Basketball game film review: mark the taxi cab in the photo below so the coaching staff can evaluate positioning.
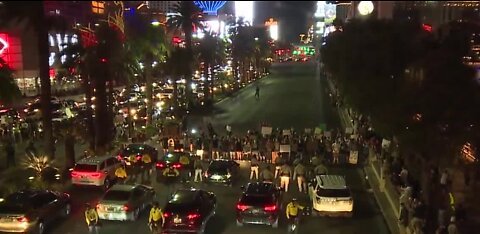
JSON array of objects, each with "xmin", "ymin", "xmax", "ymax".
[{"xmin": 308, "ymin": 175, "xmax": 353, "ymax": 217}]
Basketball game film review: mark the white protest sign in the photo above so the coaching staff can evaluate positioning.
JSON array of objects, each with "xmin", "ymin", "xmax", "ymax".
[
  {"xmin": 305, "ymin": 128, "xmax": 312, "ymax": 134},
  {"xmin": 261, "ymin": 126, "xmax": 273, "ymax": 135},
  {"xmin": 282, "ymin": 129, "xmax": 291, "ymax": 136},
  {"xmin": 350, "ymin": 134, "xmax": 358, "ymax": 140},
  {"xmin": 349, "ymin": 151, "xmax": 358, "ymax": 164},
  {"xmin": 345, "ymin": 127, "xmax": 353, "ymax": 134},
  {"xmin": 382, "ymin": 139, "xmax": 391, "ymax": 149},
  {"xmin": 280, "ymin": 144, "xmax": 291, "ymax": 153},
  {"xmin": 314, "ymin": 127, "xmax": 323, "ymax": 135}
]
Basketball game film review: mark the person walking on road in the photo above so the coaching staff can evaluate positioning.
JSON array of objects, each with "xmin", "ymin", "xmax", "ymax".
[
  {"xmin": 84, "ymin": 203, "xmax": 100, "ymax": 234},
  {"xmin": 279, "ymin": 162, "xmax": 292, "ymax": 192},
  {"xmin": 259, "ymin": 165, "xmax": 274, "ymax": 182},
  {"xmin": 250, "ymin": 154, "xmax": 259, "ymax": 180},
  {"xmin": 255, "ymin": 85, "xmax": 260, "ymax": 100},
  {"xmin": 194, "ymin": 157, "xmax": 203, "ymax": 182},
  {"xmin": 115, "ymin": 163, "xmax": 128, "ymax": 184},
  {"xmin": 332, "ymin": 141, "xmax": 340, "ymax": 164},
  {"xmin": 294, "ymin": 162, "xmax": 307, "ymax": 193}
]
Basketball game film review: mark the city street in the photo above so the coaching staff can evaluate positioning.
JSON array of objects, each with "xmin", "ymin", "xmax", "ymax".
[{"xmin": 45, "ymin": 62, "xmax": 390, "ymax": 234}]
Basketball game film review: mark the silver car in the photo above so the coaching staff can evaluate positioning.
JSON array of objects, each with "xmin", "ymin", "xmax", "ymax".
[{"xmin": 96, "ymin": 184, "xmax": 155, "ymax": 221}]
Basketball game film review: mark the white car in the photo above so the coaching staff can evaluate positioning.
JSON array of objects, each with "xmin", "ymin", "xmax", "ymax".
[
  {"xmin": 71, "ymin": 156, "xmax": 122, "ymax": 189},
  {"xmin": 308, "ymin": 175, "xmax": 353, "ymax": 217},
  {"xmin": 97, "ymin": 184, "xmax": 156, "ymax": 221}
]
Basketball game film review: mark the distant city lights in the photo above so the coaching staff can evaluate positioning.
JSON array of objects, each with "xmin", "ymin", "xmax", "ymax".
[{"xmin": 235, "ymin": 1, "xmax": 254, "ymax": 25}]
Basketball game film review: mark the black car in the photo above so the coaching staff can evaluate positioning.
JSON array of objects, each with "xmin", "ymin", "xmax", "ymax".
[
  {"xmin": 0, "ymin": 190, "xmax": 71, "ymax": 234},
  {"xmin": 162, "ymin": 188, "xmax": 216, "ymax": 234},
  {"xmin": 236, "ymin": 182, "xmax": 282, "ymax": 228},
  {"xmin": 155, "ymin": 151, "xmax": 193, "ymax": 171},
  {"xmin": 118, "ymin": 144, "xmax": 158, "ymax": 167},
  {"xmin": 204, "ymin": 159, "xmax": 240, "ymax": 186}
]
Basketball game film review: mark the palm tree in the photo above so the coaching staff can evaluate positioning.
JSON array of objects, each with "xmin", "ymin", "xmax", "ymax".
[
  {"xmin": 228, "ymin": 17, "xmax": 254, "ymax": 87},
  {"xmin": 0, "ymin": 58, "xmax": 21, "ymax": 105},
  {"xmin": 167, "ymin": 1, "xmax": 203, "ymax": 107},
  {"xmin": 197, "ymin": 32, "xmax": 226, "ymax": 102},
  {"xmin": 0, "ymin": 2, "xmax": 66, "ymax": 158},
  {"xmin": 127, "ymin": 14, "xmax": 170, "ymax": 129},
  {"xmin": 164, "ymin": 47, "xmax": 192, "ymax": 112}
]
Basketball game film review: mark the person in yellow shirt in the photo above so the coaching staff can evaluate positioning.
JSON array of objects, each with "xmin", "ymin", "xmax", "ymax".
[
  {"xmin": 84, "ymin": 203, "xmax": 99, "ymax": 234},
  {"xmin": 115, "ymin": 164, "xmax": 128, "ymax": 184},
  {"xmin": 141, "ymin": 154, "xmax": 152, "ymax": 180},
  {"xmin": 179, "ymin": 154, "xmax": 190, "ymax": 183},
  {"xmin": 148, "ymin": 202, "xmax": 164, "ymax": 232},
  {"xmin": 286, "ymin": 198, "xmax": 304, "ymax": 222}
]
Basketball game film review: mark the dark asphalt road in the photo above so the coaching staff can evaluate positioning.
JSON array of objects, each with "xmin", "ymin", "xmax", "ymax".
[{"xmin": 46, "ymin": 62, "xmax": 389, "ymax": 234}]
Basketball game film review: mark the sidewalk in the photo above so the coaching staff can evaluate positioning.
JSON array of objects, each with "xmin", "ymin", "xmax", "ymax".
[{"xmin": 325, "ymin": 73, "xmax": 400, "ymax": 234}]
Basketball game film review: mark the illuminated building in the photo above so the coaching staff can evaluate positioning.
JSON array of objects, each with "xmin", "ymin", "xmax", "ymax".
[
  {"xmin": 265, "ymin": 18, "xmax": 279, "ymax": 41},
  {"xmin": 235, "ymin": 1, "xmax": 254, "ymax": 25},
  {"xmin": 194, "ymin": 1, "xmax": 227, "ymax": 15}
]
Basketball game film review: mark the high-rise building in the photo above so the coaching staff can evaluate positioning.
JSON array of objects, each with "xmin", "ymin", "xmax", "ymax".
[{"xmin": 147, "ymin": 1, "xmax": 179, "ymax": 14}]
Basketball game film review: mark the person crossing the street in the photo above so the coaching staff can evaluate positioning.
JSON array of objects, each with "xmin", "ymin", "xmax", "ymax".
[
  {"xmin": 259, "ymin": 165, "xmax": 274, "ymax": 182},
  {"xmin": 279, "ymin": 162, "xmax": 292, "ymax": 192},
  {"xmin": 84, "ymin": 203, "xmax": 100, "ymax": 234},
  {"xmin": 179, "ymin": 153, "xmax": 191, "ymax": 183},
  {"xmin": 115, "ymin": 163, "xmax": 128, "ymax": 184},
  {"xmin": 294, "ymin": 162, "xmax": 307, "ymax": 193},
  {"xmin": 274, "ymin": 154, "xmax": 283, "ymax": 178},
  {"xmin": 141, "ymin": 153, "xmax": 152, "ymax": 181},
  {"xmin": 194, "ymin": 156, "xmax": 203, "ymax": 182},
  {"xmin": 286, "ymin": 198, "xmax": 304, "ymax": 227},
  {"xmin": 148, "ymin": 202, "xmax": 164, "ymax": 233},
  {"xmin": 250, "ymin": 154, "xmax": 260, "ymax": 180}
]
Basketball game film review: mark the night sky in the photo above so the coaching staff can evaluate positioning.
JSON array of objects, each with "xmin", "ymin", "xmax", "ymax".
[
  {"xmin": 221, "ymin": 1, "xmax": 316, "ymax": 43},
  {"xmin": 255, "ymin": 1, "xmax": 316, "ymax": 43}
]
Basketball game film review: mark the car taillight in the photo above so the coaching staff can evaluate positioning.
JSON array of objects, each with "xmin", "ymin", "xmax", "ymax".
[
  {"xmin": 187, "ymin": 213, "xmax": 200, "ymax": 219},
  {"xmin": 122, "ymin": 205, "xmax": 129, "ymax": 211},
  {"xmin": 90, "ymin": 172, "xmax": 102, "ymax": 178},
  {"xmin": 172, "ymin": 163, "xmax": 181, "ymax": 169},
  {"xmin": 264, "ymin": 205, "xmax": 277, "ymax": 212},
  {"xmin": 71, "ymin": 171, "xmax": 80, "ymax": 178},
  {"xmin": 163, "ymin": 212, "xmax": 171, "ymax": 218},
  {"xmin": 63, "ymin": 192, "xmax": 70, "ymax": 198},
  {"xmin": 117, "ymin": 154, "xmax": 123, "ymax": 161},
  {"xmin": 136, "ymin": 155, "xmax": 142, "ymax": 161},
  {"xmin": 156, "ymin": 162, "xmax": 165, "ymax": 168},
  {"xmin": 236, "ymin": 203, "xmax": 249, "ymax": 211},
  {"xmin": 17, "ymin": 216, "xmax": 29, "ymax": 222},
  {"xmin": 204, "ymin": 171, "xmax": 209, "ymax": 177},
  {"xmin": 96, "ymin": 204, "xmax": 102, "ymax": 210}
]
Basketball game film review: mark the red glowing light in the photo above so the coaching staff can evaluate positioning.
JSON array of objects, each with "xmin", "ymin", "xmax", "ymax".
[
  {"xmin": 422, "ymin": 24, "xmax": 432, "ymax": 32},
  {"xmin": 0, "ymin": 37, "xmax": 8, "ymax": 55}
]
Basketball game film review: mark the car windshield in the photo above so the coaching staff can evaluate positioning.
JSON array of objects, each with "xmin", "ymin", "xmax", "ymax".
[
  {"xmin": 209, "ymin": 162, "xmax": 230, "ymax": 174},
  {"xmin": 123, "ymin": 145, "xmax": 148, "ymax": 154},
  {"xmin": 103, "ymin": 190, "xmax": 131, "ymax": 201},
  {"xmin": 240, "ymin": 194, "xmax": 274, "ymax": 206},
  {"xmin": 73, "ymin": 164, "xmax": 97, "ymax": 172},
  {"xmin": 162, "ymin": 152, "xmax": 182, "ymax": 163},
  {"xmin": 316, "ymin": 188, "xmax": 351, "ymax": 198}
]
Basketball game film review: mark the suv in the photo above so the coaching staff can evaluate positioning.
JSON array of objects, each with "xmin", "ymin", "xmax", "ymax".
[
  {"xmin": 0, "ymin": 190, "xmax": 71, "ymax": 234},
  {"xmin": 236, "ymin": 182, "xmax": 281, "ymax": 228},
  {"xmin": 308, "ymin": 175, "xmax": 353, "ymax": 217},
  {"xmin": 118, "ymin": 143, "xmax": 158, "ymax": 167},
  {"xmin": 71, "ymin": 156, "xmax": 122, "ymax": 189}
]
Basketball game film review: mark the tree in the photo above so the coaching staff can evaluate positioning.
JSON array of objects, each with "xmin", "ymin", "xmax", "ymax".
[
  {"xmin": 127, "ymin": 14, "xmax": 170, "ymax": 129},
  {"xmin": 0, "ymin": 2, "xmax": 67, "ymax": 158},
  {"xmin": 167, "ymin": 1, "xmax": 203, "ymax": 107},
  {"xmin": 164, "ymin": 47, "xmax": 191, "ymax": 112},
  {"xmin": 197, "ymin": 32, "xmax": 225, "ymax": 102},
  {"xmin": 0, "ymin": 58, "xmax": 21, "ymax": 105}
]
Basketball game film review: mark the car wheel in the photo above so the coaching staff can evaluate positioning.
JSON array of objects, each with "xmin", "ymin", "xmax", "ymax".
[
  {"xmin": 37, "ymin": 221, "xmax": 45, "ymax": 234},
  {"xmin": 236, "ymin": 219, "xmax": 243, "ymax": 227},
  {"xmin": 272, "ymin": 218, "xmax": 279, "ymax": 228},
  {"xmin": 63, "ymin": 203, "xmax": 72, "ymax": 217}
]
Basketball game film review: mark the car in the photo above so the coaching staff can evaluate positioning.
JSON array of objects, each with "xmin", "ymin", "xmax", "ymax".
[
  {"xmin": 308, "ymin": 175, "xmax": 353, "ymax": 217},
  {"xmin": 96, "ymin": 184, "xmax": 156, "ymax": 221},
  {"xmin": 71, "ymin": 155, "xmax": 122, "ymax": 189},
  {"xmin": 204, "ymin": 159, "xmax": 240, "ymax": 186},
  {"xmin": 118, "ymin": 144, "xmax": 158, "ymax": 167},
  {"xmin": 0, "ymin": 190, "xmax": 71, "ymax": 234},
  {"xmin": 162, "ymin": 188, "xmax": 216, "ymax": 234},
  {"xmin": 236, "ymin": 182, "xmax": 282, "ymax": 228},
  {"xmin": 155, "ymin": 151, "xmax": 193, "ymax": 172}
]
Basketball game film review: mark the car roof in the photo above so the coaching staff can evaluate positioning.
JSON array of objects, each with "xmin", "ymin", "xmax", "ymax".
[
  {"xmin": 169, "ymin": 189, "xmax": 201, "ymax": 203},
  {"xmin": 316, "ymin": 175, "xmax": 347, "ymax": 189},
  {"xmin": 77, "ymin": 155, "xmax": 114, "ymax": 165},
  {"xmin": 245, "ymin": 182, "xmax": 275, "ymax": 194},
  {"xmin": 108, "ymin": 184, "xmax": 138, "ymax": 192}
]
